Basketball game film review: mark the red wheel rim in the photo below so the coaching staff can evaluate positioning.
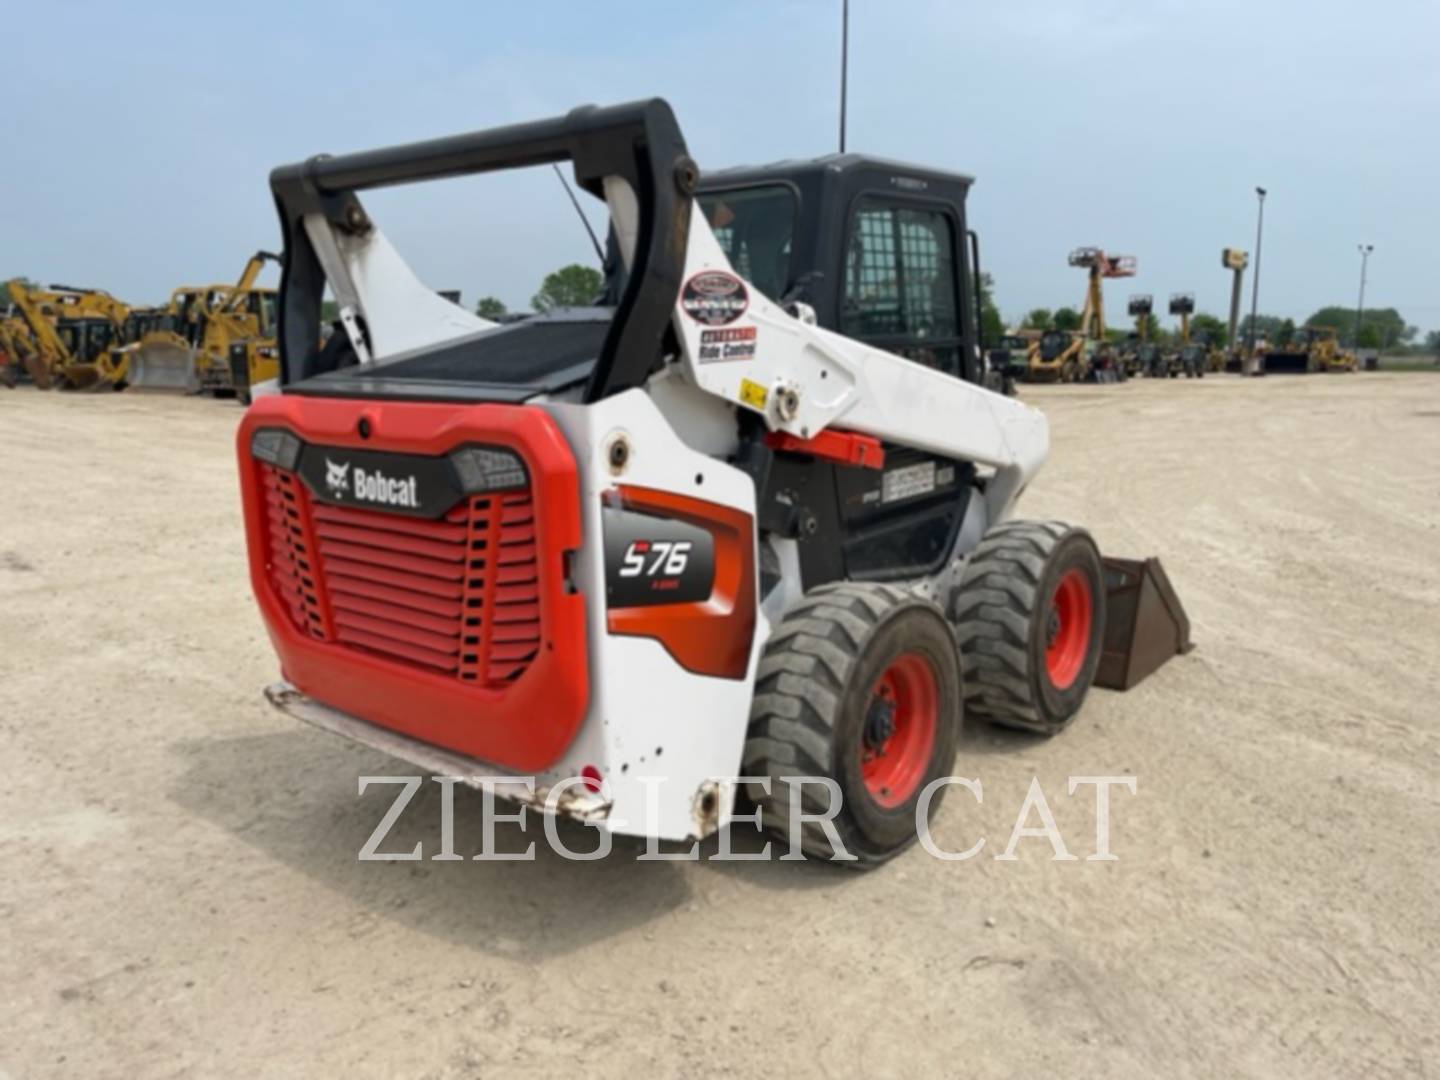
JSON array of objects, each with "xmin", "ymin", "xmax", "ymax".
[
  {"xmin": 860, "ymin": 653, "xmax": 939, "ymax": 809},
  {"xmin": 1045, "ymin": 568, "xmax": 1093, "ymax": 689}
]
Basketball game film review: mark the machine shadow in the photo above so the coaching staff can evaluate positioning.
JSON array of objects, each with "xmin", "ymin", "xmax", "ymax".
[{"xmin": 169, "ymin": 729, "xmax": 700, "ymax": 962}]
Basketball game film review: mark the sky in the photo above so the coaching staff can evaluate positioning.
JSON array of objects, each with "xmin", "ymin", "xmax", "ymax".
[{"xmin": 4, "ymin": 0, "xmax": 1438, "ymax": 335}]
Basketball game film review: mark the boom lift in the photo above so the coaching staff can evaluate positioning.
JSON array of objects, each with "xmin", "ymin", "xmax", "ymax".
[
  {"xmin": 237, "ymin": 100, "xmax": 1190, "ymax": 864},
  {"xmin": 1119, "ymin": 294, "xmax": 1152, "ymax": 377},
  {"xmin": 1170, "ymin": 293, "xmax": 1208, "ymax": 378},
  {"xmin": 1071, "ymin": 246, "xmax": 1135, "ymax": 381}
]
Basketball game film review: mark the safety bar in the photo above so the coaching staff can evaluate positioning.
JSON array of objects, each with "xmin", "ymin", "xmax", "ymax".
[{"xmin": 268, "ymin": 98, "xmax": 696, "ymax": 401}]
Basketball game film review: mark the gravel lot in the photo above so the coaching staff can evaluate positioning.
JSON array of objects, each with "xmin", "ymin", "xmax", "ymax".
[{"xmin": 2, "ymin": 373, "xmax": 1437, "ymax": 1078}]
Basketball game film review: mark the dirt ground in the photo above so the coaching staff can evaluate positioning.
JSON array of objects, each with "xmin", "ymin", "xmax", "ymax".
[{"xmin": 2, "ymin": 373, "xmax": 1437, "ymax": 1079}]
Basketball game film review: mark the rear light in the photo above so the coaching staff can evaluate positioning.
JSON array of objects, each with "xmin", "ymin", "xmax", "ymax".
[
  {"xmin": 251, "ymin": 427, "xmax": 302, "ymax": 470},
  {"xmin": 448, "ymin": 446, "xmax": 528, "ymax": 494}
]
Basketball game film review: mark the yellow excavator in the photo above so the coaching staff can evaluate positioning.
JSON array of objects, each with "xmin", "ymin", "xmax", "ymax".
[
  {"xmin": 192, "ymin": 251, "xmax": 280, "ymax": 398},
  {"xmin": 3, "ymin": 280, "xmax": 133, "ymax": 390},
  {"xmin": 0, "ymin": 315, "xmax": 30, "ymax": 387}
]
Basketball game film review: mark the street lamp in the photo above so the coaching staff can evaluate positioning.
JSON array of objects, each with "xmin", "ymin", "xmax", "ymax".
[
  {"xmin": 1354, "ymin": 244, "xmax": 1374, "ymax": 350},
  {"xmin": 838, "ymin": 0, "xmax": 849, "ymax": 152},
  {"xmin": 1246, "ymin": 187, "xmax": 1267, "ymax": 359}
]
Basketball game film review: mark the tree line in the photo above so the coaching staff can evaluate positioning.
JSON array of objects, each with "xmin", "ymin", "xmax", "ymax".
[{"xmin": 1014, "ymin": 302, "xmax": 1425, "ymax": 351}]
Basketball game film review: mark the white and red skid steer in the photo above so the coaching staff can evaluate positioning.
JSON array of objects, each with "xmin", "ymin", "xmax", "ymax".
[{"xmin": 238, "ymin": 99, "xmax": 1189, "ymax": 864}]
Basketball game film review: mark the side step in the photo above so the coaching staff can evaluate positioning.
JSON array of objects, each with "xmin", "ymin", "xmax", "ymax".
[{"xmin": 1094, "ymin": 557, "xmax": 1193, "ymax": 690}]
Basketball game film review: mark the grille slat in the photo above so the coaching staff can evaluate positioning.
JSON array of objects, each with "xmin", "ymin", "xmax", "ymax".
[
  {"xmin": 313, "ymin": 518, "xmax": 470, "ymax": 561},
  {"xmin": 260, "ymin": 460, "xmax": 542, "ymax": 687},
  {"xmin": 332, "ymin": 609, "xmax": 460, "ymax": 656},
  {"xmin": 319, "ymin": 539, "xmax": 466, "ymax": 582},
  {"xmin": 321, "ymin": 557, "xmax": 463, "ymax": 600},
  {"xmin": 334, "ymin": 626, "xmax": 458, "ymax": 672},
  {"xmin": 330, "ymin": 592, "xmax": 463, "ymax": 637},
  {"xmin": 324, "ymin": 575, "xmax": 464, "ymax": 619},
  {"xmin": 312, "ymin": 502, "xmax": 470, "ymax": 540}
]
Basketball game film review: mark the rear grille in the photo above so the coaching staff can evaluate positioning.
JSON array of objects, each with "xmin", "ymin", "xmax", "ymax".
[
  {"xmin": 258, "ymin": 464, "xmax": 541, "ymax": 686},
  {"xmin": 260, "ymin": 466, "xmax": 327, "ymax": 639}
]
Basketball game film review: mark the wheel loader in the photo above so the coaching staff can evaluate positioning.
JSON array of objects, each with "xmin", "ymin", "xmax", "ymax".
[
  {"xmin": 1263, "ymin": 326, "xmax": 1354, "ymax": 374},
  {"xmin": 238, "ymin": 100, "xmax": 1189, "ymax": 864}
]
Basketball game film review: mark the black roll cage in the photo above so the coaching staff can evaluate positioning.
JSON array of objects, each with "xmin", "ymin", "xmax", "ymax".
[{"xmin": 267, "ymin": 98, "xmax": 695, "ymax": 404}]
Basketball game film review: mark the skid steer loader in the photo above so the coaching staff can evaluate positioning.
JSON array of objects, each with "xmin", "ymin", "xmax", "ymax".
[{"xmin": 238, "ymin": 100, "xmax": 1188, "ymax": 864}]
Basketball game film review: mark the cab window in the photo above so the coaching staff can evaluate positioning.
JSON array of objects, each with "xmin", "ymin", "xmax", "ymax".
[
  {"xmin": 697, "ymin": 185, "xmax": 796, "ymax": 303},
  {"xmin": 840, "ymin": 198, "xmax": 960, "ymax": 372}
]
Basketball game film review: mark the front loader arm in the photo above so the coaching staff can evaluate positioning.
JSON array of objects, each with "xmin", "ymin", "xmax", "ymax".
[{"xmin": 669, "ymin": 216, "xmax": 1049, "ymax": 523}]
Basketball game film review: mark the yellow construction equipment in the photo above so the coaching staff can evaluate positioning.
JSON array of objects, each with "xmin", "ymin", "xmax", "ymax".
[
  {"xmin": 125, "ymin": 285, "xmax": 221, "ymax": 390},
  {"xmin": 1264, "ymin": 326, "xmax": 1355, "ymax": 374},
  {"xmin": 192, "ymin": 251, "xmax": 280, "ymax": 397},
  {"xmin": 1025, "ymin": 328, "xmax": 1085, "ymax": 382},
  {"xmin": 3, "ymin": 280, "xmax": 132, "ymax": 390},
  {"xmin": 225, "ymin": 338, "xmax": 281, "ymax": 404},
  {"xmin": 1068, "ymin": 247, "xmax": 1136, "ymax": 382},
  {"xmin": 0, "ymin": 315, "xmax": 28, "ymax": 387}
]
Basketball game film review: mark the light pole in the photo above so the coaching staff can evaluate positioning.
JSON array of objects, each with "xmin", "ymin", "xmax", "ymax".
[
  {"xmin": 1354, "ymin": 243, "xmax": 1373, "ymax": 349},
  {"xmin": 1246, "ymin": 187, "xmax": 1267, "ymax": 358},
  {"xmin": 839, "ymin": 0, "xmax": 850, "ymax": 153}
]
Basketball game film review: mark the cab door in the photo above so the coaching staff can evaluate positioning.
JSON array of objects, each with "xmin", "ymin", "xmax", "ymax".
[{"xmin": 838, "ymin": 195, "xmax": 965, "ymax": 378}]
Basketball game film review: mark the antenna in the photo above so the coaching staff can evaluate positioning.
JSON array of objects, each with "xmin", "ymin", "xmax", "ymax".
[
  {"xmin": 839, "ymin": 0, "xmax": 850, "ymax": 153},
  {"xmin": 551, "ymin": 164, "xmax": 605, "ymax": 266}
]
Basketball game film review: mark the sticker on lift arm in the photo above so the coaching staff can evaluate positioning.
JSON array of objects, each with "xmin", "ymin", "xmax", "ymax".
[
  {"xmin": 739, "ymin": 377, "xmax": 768, "ymax": 410},
  {"xmin": 681, "ymin": 270, "xmax": 749, "ymax": 326},
  {"xmin": 699, "ymin": 325, "xmax": 757, "ymax": 363}
]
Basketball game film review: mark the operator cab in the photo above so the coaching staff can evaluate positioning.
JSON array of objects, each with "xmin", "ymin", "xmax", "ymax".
[{"xmin": 696, "ymin": 154, "xmax": 984, "ymax": 386}]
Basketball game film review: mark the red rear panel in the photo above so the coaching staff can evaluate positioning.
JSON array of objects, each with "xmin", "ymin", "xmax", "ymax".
[{"xmin": 237, "ymin": 395, "xmax": 588, "ymax": 773}]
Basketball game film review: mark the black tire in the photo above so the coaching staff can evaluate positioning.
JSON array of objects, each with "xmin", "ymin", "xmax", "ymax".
[
  {"xmin": 951, "ymin": 520, "xmax": 1105, "ymax": 735},
  {"xmin": 743, "ymin": 583, "xmax": 962, "ymax": 866}
]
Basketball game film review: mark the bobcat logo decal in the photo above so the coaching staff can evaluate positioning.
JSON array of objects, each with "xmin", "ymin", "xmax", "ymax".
[{"xmin": 325, "ymin": 458, "xmax": 351, "ymax": 497}]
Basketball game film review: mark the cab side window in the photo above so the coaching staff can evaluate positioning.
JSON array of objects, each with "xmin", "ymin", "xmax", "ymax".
[{"xmin": 840, "ymin": 198, "xmax": 960, "ymax": 373}]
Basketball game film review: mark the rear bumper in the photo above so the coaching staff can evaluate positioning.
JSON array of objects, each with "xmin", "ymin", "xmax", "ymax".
[{"xmin": 265, "ymin": 681, "xmax": 610, "ymax": 823}]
